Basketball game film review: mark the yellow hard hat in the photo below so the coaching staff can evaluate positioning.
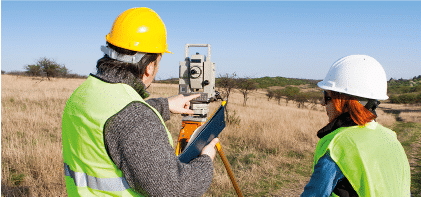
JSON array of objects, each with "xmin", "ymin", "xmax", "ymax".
[{"xmin": 106, "ymin": 7, "xmax": 171, "ymax": 54}]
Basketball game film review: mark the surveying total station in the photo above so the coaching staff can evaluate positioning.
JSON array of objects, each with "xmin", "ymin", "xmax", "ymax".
[
  {"xmin": 176, "ymin": 44, "xmax": 220, "ymax": 154},
  {"xmin": 176, "ymin": 44, "xmax": 243, "ymax": 197}
]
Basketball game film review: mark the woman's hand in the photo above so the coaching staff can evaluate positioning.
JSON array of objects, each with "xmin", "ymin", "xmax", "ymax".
[
  {"xmin": 168, "ymin": 94, "xmax": 200, "ymax": 114},
  {"xmin": 200, "ymin": 138, "xmax": 219, "ymax": 161}
]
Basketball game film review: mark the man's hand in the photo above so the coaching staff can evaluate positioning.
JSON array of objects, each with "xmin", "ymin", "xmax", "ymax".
[
  {"xmin": 200, "ymin": 138, "xmax": 219, "ymax": 161},
  {"xmin": 168, "ymin": 94, "xmax": 201, "ymax": 114}
]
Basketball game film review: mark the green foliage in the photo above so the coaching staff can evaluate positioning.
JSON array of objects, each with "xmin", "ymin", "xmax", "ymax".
[
  {"xmin": 9, "ymin": 168, "xmax": 26, "ymax": 185},
  {"xmin": 274, "ymin": 89, "xmax": 284, "ymax": 105},
  {"xmin": 226, "ymin": 109, "xmax": 241, "ymax": 125},
  {"xmin": 37, "ymin": 57, "xmax": 62, "ymax": 79},
  {"xmin": 389, "ymin": 93, "xmax": 421, "ymax": 104},
  {"xmin": 266, "ymin": 89, "xmax": 275, "ymax": 101},
  {"xmin": 387, "ymin": 76, "xmax": 421, "ymax": 104},
  {"xmin": 24, "ymin": 64, "xmax": 43, "ymax": 76},
  {"xmin": 1, "ymin": 70, "xmax": 5, "ymax": 74},
  {"xmin": 411, "ymin": 85, "xmax": 421, "ymax": 93},
  {"xmin": 156, "ymin": 78, "xmax": 178, "ymax": 84},
  {"xmin": 294, "ymin": 93, "xmax": 308, "ymax": 108},
  {"xmin": 283, "ymin": 86, "xmax": 300, "ymax": 104},
  {"xmin": 20, "ymin": 57, "xmax": 87, "ymax": 79},
  {"xmin": 250, "ymin": 76, "xmax": 311, "ymax": 89}
]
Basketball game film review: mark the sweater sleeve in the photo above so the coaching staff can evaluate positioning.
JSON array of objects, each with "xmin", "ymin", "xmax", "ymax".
[
  {"xmin": 104, "ymin": 101, "xmax": 213, "ymax": 197},
  {"xmin": 301, "ymin": 152, "xmax": 344, "ymax": 197},
  {"xmin": 145, "ymin": 97, "xmax": 171, "ymax": 122}
]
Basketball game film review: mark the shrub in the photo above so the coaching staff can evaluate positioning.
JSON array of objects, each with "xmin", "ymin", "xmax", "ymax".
[
  {"xmin": 389, "ymin": 93, "xmax": 421, "ymax": 104},
  {"xmin": 236, "ymin": 77, "xmax": 257, "ymax": 106},
  {"xmin": 24, "ymin": 64, "xmax": 43, "ymax": 76},
  {"xmin": 283, "ymin": 86, "xmax": 300, "ymax": 105},
  {"xmin": 266, "ymin": 89, "xmax": 275, "ymax": 101},
  {"xmin": 294, "ymin": 93, "xmax": 308, "ymax": 108}
]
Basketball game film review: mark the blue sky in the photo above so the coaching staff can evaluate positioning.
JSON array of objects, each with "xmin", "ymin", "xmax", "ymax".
[{"xmin": 2, "ymin": 1, "xmax": 420, "ymax": 80}]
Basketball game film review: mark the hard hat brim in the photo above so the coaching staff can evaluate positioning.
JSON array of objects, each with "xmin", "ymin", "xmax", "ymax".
[{"xmin": 317, "ymin": 81, "xmax": 389, "ymax": 100}]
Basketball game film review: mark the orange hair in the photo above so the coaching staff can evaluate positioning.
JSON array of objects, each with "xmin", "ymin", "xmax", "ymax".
[{"xmin": 330, "ymin": 91, "xmax": 377, "ymax": 126}]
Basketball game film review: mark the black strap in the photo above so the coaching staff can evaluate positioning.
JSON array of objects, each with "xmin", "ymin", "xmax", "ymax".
[{"xmin": 364, "ymin": 99, "xmax": 380, "ymax": 117}]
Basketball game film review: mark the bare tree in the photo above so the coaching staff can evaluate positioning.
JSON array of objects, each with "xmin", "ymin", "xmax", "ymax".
[
  {"xmin": 236, "ymin": 77, "xmax": 257, "ymax": 106},
  {"xmin": 216, "ymin": 73, "xmax": 237, "ymax": 123}
]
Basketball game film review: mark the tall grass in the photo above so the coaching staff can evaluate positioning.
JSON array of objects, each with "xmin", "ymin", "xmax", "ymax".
[
  {"xmin": 2, "ymin": 75, "xmax": 417, "ymax": 196},
  {"xmin": 2, "ymin": 75, "xmax": 83, "ymax": 196}
]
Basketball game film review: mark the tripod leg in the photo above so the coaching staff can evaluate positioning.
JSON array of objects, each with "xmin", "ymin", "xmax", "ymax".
[{"xmin": 216, "ymin": 142, "xmax": 243, "ymax": 197}]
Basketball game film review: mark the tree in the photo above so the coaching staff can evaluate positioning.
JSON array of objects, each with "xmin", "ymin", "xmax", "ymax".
[
  {"xmin": 283, "ymin": 86, "xmax": 300, "ymax": 106},
  {"xmin": 24, "ymin": 57, "xmax": 67, "ymax": 79},
  {"xmin": 216, "ymin": 73, "xmax": 237, "ymax": 123},
  {"xmin": 58, "ymin": 65, "xmax": 69, "ymax": 77},
  {"xmin": 37, "ymin": 57, "xmax": 62, "ymax": 79},
  {"xmin": 266, "ymin": 89, "xmax": 275, "ymax": 101},
  {"xmin": 305, "ymin": 91, "xmax": 323, "ymax": 109},
  {"xmin": 274, "ymin": 89, "xmax": 284, "ymax": 105},
  {"xmin": 294, "ymin": 93, "xmax": 308, "ymax": 108},
  {"xmin": 24, "ymin": 64, "xmax": 43, "ymax": 76},
  {"xmin": 236, "ymin": 77, "xmax": 257, "ymax": 106}
]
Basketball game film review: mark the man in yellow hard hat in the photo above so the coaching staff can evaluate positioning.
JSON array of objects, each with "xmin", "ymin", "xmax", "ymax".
[{"xmin": 62, "ymin": 7, "xmax": 219, "ymax": 196}]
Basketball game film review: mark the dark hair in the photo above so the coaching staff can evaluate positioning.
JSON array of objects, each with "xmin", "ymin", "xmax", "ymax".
[{"xmin": 96, "ymin": 42, "xmax": 160, "ymax": 78}]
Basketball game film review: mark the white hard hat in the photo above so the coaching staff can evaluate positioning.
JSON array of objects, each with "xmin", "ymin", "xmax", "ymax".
[{"xmin": 317, "ymin": 55, "xmax": 388, "ymax": 100}]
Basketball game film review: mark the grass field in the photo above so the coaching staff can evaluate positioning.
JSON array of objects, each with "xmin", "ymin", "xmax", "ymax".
[{"xmin": 2, "ymin": 75, "xmax": 420, "ymax": 196}]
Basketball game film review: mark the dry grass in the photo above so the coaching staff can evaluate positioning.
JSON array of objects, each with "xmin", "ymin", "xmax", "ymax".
[
  {"xmin": 2, "ymin": 75, "xmax": 83, "ymax": 196},
  {"xmin": 399, "ymin": 112, "xmax": 421, "ymax": 123},
  {"xmin": 2, "ymin": 75, "xmax": 419, "ymax": 196},
  {"xmin": 379, "ymin": 103, "xmax": 421, "ymax": 124},
  {"xmin": 376, "ymin": 109, "xmax": 397, "ymax": 127}
]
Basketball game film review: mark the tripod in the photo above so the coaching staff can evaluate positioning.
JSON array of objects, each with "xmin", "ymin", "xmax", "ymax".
[{"xmin": 175, "ymin": 102, "xmax": 243, "ymax": 197}]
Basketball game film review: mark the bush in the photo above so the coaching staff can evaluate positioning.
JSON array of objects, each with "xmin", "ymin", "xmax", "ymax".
[
  {"xmin": 24, "ymin": 64, "xmax": 43, "ymax": 76},
  {"xmin": 410, "ymin": 85, "xmax": 421, "ymax": 93},
  {"xmin": 266, "ymin": 89, "xmax": 275, "ymax": 101},
  {"xmin": 283, "ymin": 86, "xmax": 300, "ymax": 104},
  {"xmin": 389, "ymin": 93, "xmax": 421, "ymax": 104},
  {"xmin": 294, "ymin": 93, "xmax": 308, "ymax": 108},
  {"xmin": 251, "ymin": 77, "xmax": 307, "ymax": 89},
  {"xmin": 21, "ymin": 57, "xmax": 82, "ymax": 79}
]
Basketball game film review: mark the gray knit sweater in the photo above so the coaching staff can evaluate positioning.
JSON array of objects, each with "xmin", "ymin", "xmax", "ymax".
[{"xmin": 94, "ymin": 69, "xmax": 213, "ymax": 196}]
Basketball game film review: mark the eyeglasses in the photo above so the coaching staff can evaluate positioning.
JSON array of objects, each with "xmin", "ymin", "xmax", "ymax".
[{"xmin": 323, "ymin": 91, "xmax": 332, "ymax": 105}]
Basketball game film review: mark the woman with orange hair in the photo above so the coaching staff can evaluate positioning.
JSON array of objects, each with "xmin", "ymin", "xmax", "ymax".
[{"xmin": 301, "ymin": 55, "xmax": 410, "ymax": 197}]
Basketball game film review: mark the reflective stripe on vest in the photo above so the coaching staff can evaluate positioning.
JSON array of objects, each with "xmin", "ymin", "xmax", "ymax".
[{"xmin": 64, "ymin": 163, "xmax": 130, "ymax": 191}]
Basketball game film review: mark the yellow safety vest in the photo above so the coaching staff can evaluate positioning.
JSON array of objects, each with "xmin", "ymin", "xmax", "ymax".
[
  {"xmin": 62, "ymin": 76, "xmax": 173, "ymax": 196},
  {"xmin": 314, "ymin": 122, "xmax": 411, "ymax": 197}
]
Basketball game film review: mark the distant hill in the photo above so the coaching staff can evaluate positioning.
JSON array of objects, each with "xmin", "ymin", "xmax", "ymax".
[
  {"xmin": 156, "ymin": 76, "xmax": 322, "ymax": 89},
  {"xmin": 249, "ymin": 76, "xmax": 321, "ymax": 89}
]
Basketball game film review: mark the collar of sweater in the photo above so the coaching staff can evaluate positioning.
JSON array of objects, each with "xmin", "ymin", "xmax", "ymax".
[
  {"xmin": 90, "ymin": 70, "xmax": 150, "ymax": 99},
  {"xmin": 317, "ymin": 112, "xmax": 357, "ymax": 139}
]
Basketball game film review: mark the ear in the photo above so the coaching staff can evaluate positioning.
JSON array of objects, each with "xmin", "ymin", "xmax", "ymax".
[{"xmin": 144, "ymin": 62, "xmax": 156, "ymax": 77}]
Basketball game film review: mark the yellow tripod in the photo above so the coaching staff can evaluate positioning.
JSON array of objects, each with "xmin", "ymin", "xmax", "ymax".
[{"xmin": 175, "ymin": 102, "xmax": 243, "ymax": 197}]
